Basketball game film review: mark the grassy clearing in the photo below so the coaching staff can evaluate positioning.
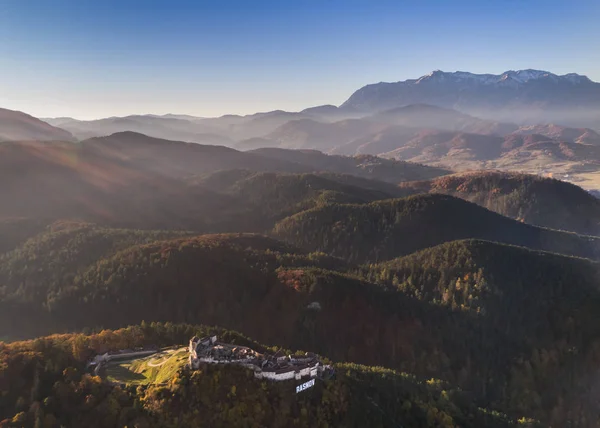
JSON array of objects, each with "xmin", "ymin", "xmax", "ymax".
[
  {"xmin": 568, "ymin": 171, "xmax": 600, "ymax": 190},
  {"xmin": 105, "ymin": 347, "xmax": 188, "ymax": 385}
]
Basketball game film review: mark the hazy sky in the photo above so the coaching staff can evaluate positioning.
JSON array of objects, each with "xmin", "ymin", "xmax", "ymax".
[{"xmin": 0, "ymin": 0, "xmax": 598, "ymax": 119}]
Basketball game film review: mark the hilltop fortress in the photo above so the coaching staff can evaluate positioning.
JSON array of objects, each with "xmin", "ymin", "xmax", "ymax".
[{"xmin": 188, "ymin": 335, "xmax": 333, "ymax": 382}]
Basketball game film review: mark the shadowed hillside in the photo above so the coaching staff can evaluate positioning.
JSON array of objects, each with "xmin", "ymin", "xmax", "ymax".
[
  {"xmin": 190, "ymin": 170, "xmax": 405, "ymax": 229},
  {"xmin": 363, "ymin": 239, "xmax": 600, "ymax": 423},
  {"xmin": 272, "ymin": 193, "xmax": 600, "ymax": 263},
  {"xmin": 0, "ymin": 134, "xmax": 444, "ymax": 231},
  {"xmin": 369, "ymin": 239, "xmax": 600, "ymax": 341},
  {"xmin": 3, "ymin": 230, "xmax": 600, "ymax": 424},
  {"xmin": 251, "ymin": 148, "xmax": 449, "ymax": 183},
  {"xmin": 399, "ymin": 171, "xmax": 600, "ymax": 235},
  {"xmin": 0, "ymin": 107, "xmax": 74, "ymax": 142},
  {"xmin": 0, "ymin": 233, "xmax": 346, "ymax": 339},
  {"xmin": 80, "ymin": 131, "xmax": 307, "ymax": 178}
]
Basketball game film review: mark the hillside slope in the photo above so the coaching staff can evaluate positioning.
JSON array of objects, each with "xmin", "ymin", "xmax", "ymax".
[
  {"xmin": 251, "ymin": 148, "xmax": 449, "ymax": 183},
  {"xmin": 514, "ymin": 124, "xmax": 600, "ymax": 145},
  {"xmin": 399, "ymin": 171, "xmax": 600, "ymax": 235},
  {"xmin": 364, "ymin": 239, "xmax": 600, "ymax": 423},
  {"xmin": 272, "ymin": 193, "xmax": 600, "ymax": 263},
  {"xmin": 369, "ymin": 104, "xmax": 519, "ymax": 135},
  {"xmin": 0, "ymin": 323, "xmax": 520, "ymax": 428},
  {"xmin": 0, "ymin": 223, "xmax": 189, "ymax": 303},
  {"xmin": 263, "ymin": 118, "xmax": 384, "ymax": 151},
  {"xmin": 80, "ymin": 131, "xmax": 307, "ymax": 178},
  {"xmin": 0, "ymin": 108, "xmax": 74, "ymax": 142},
  {"xmin": 0, "ymin": 134, "xmax": 446, "ymax": 230},
  {"xmin": 47, "ymin": 114, "xmax": 235, "ymax": 145},
  {"xmin": 0, "ymin": 139, "xmax": 244, "ymax": 229},
  {"xmin": 190, "ymin": 170, "xmax": 404, "ymax": 229},
  {"xmin": 369, "ymin": 239, "xmax": 600, "ymax": 341},
  {"xmin": 3, "ymin": 233, "xmax": 600, "ymax": 424},
  {"xmin": 0, "ymin": 233, "xmax": 346, "ymax": 339}
]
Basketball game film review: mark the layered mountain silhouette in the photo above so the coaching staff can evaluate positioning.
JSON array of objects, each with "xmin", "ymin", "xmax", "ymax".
[
  {"xmin": 341, "ymin": 69, "xmax": 600, "ymax": 127},
  {"xmin": 0, "ymin": 132, "xmax": 446, "ymax": 230},
  {"xmin": 0, "ymin": 107, "xmax": 74, "ymax": 141},
  {"xmin": 45, "ymin": 114, "xmax": 235, "ymax": 145},
  {"xmin": 5, "ymin": 68, "xmax": 600, "ymax": 427}
]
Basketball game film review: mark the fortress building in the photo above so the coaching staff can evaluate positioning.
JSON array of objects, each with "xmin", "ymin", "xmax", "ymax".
[{"xmin": 188, "ymin": 336, "xmax": 332, "ymax": 382}]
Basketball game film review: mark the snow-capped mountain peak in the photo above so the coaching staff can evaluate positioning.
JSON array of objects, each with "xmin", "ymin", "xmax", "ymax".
[
  {"xmin": 340, "ymin": 68, "xmax": 600, "ymax": 125},
  {"xmin": 500, "ymin": 69, "xmax": 553, "ymax": 83},
  {"xmin": 563, "ymin": 73, "xmax": 591, "ymax": 84},
  {"xmin": 414, "ymin": 69, "xmax": 589, "ymax": 85}
]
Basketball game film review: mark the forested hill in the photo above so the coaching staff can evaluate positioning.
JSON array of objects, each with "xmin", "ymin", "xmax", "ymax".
[
  {"xmin": 0, "ymin": 218, "xmax": 52, "ymax": 254},
  {"xmin": 4, "ymin": 227, "xmax": 600, "ymax": 424},
  {"xmin": 189, "ymin": 170, "xmax": 407, "ymax": 229},
  {"xmin": 399, "ymin": 171, "xmax": 600, "ymax": 235},
  {"xmin": 368, "ymin": 239, "xmax": 600, "ymax": 342},
  {"xmin": 0, "ymin": 323, "xmax": 521, "ymax": 428},
  {"xmin": 249, "ymin": 147, "xmax": 449, "ymax": 182},
  {"xmin": 80, "ymin": 131, "xmax": 307, "ymax": 178},
  {"xmin": 0, "ymin": 223, "xmax": 190, "ymax": 301},
  {"xmin": 0, "ymin": 169, "xmax": 407, "ymax": 237},
  {"xmin": 0, "ymin": 134, "xmax": 443, "ymax": 230},
  {"xmin": 0, "ymin": 232, "xmax": 347, "ymax": 339},
  {"xmin": 7, "ymin": 132, "xmax": 600, "ymax": 426},
  {"xmin": 272, "ymin": 193, "xmax": 600, "ymax": 263}
]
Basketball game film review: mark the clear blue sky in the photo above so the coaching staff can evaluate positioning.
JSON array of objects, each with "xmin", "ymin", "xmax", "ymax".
[{"xmin": 0, "ymin": 0, "xmax": 598, "ymax": 119}]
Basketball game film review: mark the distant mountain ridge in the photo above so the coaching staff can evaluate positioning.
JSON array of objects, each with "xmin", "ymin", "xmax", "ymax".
[
  {"xmin": 0, "ymin": 107, "xmax": 74, "ymax": 142},
  {"xmin": 0, "ymin": 132, "xmax": 448, "ymax": 231},
  {"xmin": 341, "ymin": 69, "xmax": 600, "ymax": 127},
  {"xmin": 415, "ymin": 69, "xmax": 590, "ymax": 85}
]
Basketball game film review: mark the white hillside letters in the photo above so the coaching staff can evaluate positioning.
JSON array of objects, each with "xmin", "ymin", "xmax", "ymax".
[{"xmin": 296, "ymin": 378, "xmax": 315, "ymax": 393}]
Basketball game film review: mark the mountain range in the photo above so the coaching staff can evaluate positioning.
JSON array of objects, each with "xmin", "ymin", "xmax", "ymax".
[
  {"xmin": 0, "ymin": 108, "xmax": 74, "ymax": 142},
  {"xmin": 5, "ymin": 69, "xmax": 592, "ymax": 193},
  {"xmin": 341, "ymin": 69, "xmax": 600, "ymax": 127},
  {"xmin": 5, "ymin": 68, "xmax": 600, "ymax": 427}
]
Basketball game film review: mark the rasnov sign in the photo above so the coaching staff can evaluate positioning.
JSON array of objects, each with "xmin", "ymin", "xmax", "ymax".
[{"xmin": 296, "ymin": 378, "xmax": 315, "ymax": 393}]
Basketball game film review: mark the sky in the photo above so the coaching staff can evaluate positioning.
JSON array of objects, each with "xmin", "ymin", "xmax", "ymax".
[{"xmin": 0, "ymin": 0, "xmax": 598, "ymax": 120}]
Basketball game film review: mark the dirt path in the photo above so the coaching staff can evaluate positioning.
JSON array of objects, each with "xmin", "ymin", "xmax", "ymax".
[{"xmin": 146, "ymin": 348, "xmax": 186, "ymax": 367}]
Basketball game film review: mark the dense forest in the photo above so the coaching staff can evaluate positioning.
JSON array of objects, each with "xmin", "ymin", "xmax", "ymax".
[
  {"xmin": 3, "ymin": 133, "xmax": 600, "ymax": 426},
  {"xmin": 0, "ymin": 323, "xmax": 529, "ymax": 428},
  {"xmin": 273, "ymin": 193, "xmax": 600, "ymax": 263},
  {"xmin": 400, "ymin": 171, "xmax": 600, "ymax": 235},
  {"xmin": 2, "ymin": 225, "xmax": 600, "ymax": 424}
]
